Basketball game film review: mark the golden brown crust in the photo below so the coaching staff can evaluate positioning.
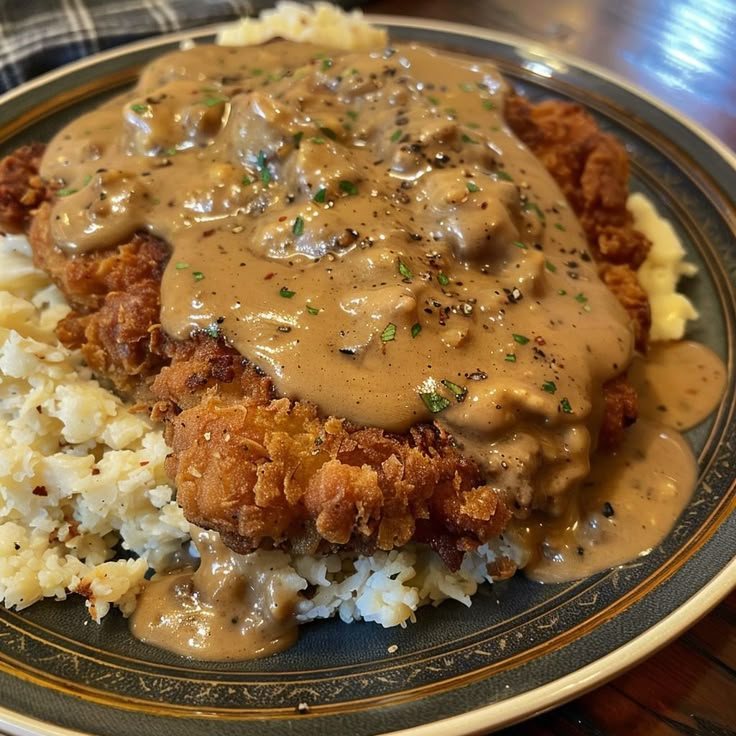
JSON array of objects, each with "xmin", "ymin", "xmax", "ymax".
[
  {"xmin": 0, "ymin": 143, "xmax": 50, "ymax": 233},
  {"xmin": 505, "ymin": 95, "xmax": 652, "ymax": 350}
]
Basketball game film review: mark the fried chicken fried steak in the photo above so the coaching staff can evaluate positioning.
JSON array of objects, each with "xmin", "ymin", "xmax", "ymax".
[{"xmin": 0, "ymin": 40, "xmax": 649, "ymax": 571}]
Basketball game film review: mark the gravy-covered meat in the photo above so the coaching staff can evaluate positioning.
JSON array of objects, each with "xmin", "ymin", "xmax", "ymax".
[{"xmin": 0, "ymin": 41, "xmax": 649, "ymax": 567}]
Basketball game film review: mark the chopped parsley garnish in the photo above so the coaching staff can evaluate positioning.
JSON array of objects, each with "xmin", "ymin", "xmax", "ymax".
[
  {"xmin": 205, "ymin": 323, "xmax": 220, "ymax": 338},
  {"xmin": 130, "ymin": 103, "xmax": 150, "ymax": 114},
  {"xmin": 202, "ymin": 95, "xmax": 229, "ymax": 107},
  {"xmin": 461, "ymin": 133, "xmax": 478, "ymax": 144},
  {"xmin": 437, "ymin": 271, "xmax": 450, "ymax": 286},
  {"xmin": 321, "ymin": 58, "xmax": 333, "ymax": 70},
  {"xmin": 306, "ymin": 305, "xmax": 320, "ymax": 315},
  {"xmin": 319, "ymin": 126, "xmax": 337, "ymax": 140},
  {"xmin": 313, "ymin": 187, "xmax": 327, "ymax": 203},
  {"xmin": 279, "ymin": 286, "xmax": 296, "ymax": 298},
  {"xmin": 175, "ymin": 262, "xmax": 189, "ymax": 270},
  {"xmin": 339, "ymin": 180, "xmax": 358, "ymax": 196},
  {"xmin": 390, "ymin": 129, "xmax": 402, "ymax": 142},
  {"xmin": 554, "ymin": 222, "xmax": 566, "ymax": 231},
  {"xmin": 82, "ymin": 174, "xmax": 92, "ymax": 186},
  {"xmin": 505, "ymin": 353, "xmax": 517, "ymax": 362},
  {"xmin": 495, "ymin": 170, "xmax": 514, "ymax": 182},
  {"xmin": 441, "ymin": 379, "xmax": 467, "ymax": 402},
  {"xmin": 427, "ymin": 95, "xmax": 440, "ymax": 105},
  {"xmin": 545, "ymin": 260, "xmax": 557, "ymax": 273},
  {"xmin": 466, "ymin": 181, "xmax": 480, "ymax": 193},
  {"xmin": 56, "ymin": 187, "xmax": 78, "ymax": 197},
  {"xmin": 523, "ymin": 201, "xmax": 545, "ymax": 220},
  {"xmin": 513, "ymin": 240, "xmax": 528, "ymax": 250},
  {"xmin": 310, "ymin": 136, "xmax": 326, "ymax": 144},
  {"xmin": 558, "ymin": 288, "xmax": 568, "ymax": 295},
  {"xmin": 411, "ymin": 323, "xmax": 422, "ymax": 338},
  {"xmin": 482, "ymin": 99, "xmax": 495, "ymax": 111},
  {"xmin": 398, "ymin": 259, "xmax": 413, "ymax": 279},
  {"xmin": 242, "ymin": 175, "xmax": 252, "ymax": 186},
  {"xmin": 292, "ymin": 216, "xmax": 304, "ymax": 236},
  {"xmin": 560, "ymin": 397, "xmax": 573, "ymax": 414},
  {"xmin": 192, "ymin": 271, "xmax": 204, "ymax": 281},
  {"xmin": 575, "ymin": 293, "xmax": 588, "ymax": 304},
  {"xmin": 542, "ymin": 380, "xmax": 557, "ymax": 394},
  {"xmin": 256, "ymin": 150, "xmax": 271, "ymax": 184},
  {"xmin": 346, "ymin": 110, "xmax": 359, "ymax": 120},
  {"xmin": 512, "ymin": 333, "xmax": 530, "ymax": 345},
  {"xmin": 419, "ymin": 391, "xmax": 451, "ymax": 413},
  {"xmin": 381, "ymin": 322, "xmax": 397, "ymax": 342}
]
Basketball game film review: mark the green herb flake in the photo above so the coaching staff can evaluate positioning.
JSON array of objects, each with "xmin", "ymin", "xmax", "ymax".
[
  {"xmin": 459, "ymin": 82, "xmax": 475, "ymax": 92},
  {"xmin": 381, "ymin": 322, "xmax": 397, "ymax": 342},
  {"xmin": 205, "ymin": 323, "xmax": 220, "ymax": 339},
  {"xmin": 279, "ymin": 286, "xmax": 296, "ymax": 299},
  {"xmin": 505, "ymin": 353, "xmax": 517, "ymax": 362},
  {"xmin": 256, "ymin": 150, "xmax": 271, "ymax": 184},
  {"xmin": 554, "ymin": 222, "xmax": 566, "ymax": 231},
  {"xmin": 306, "ymin": 305, "xmax": 320, "ymax": 315},
  {"xmin": 461, "ymin": 133, "xmax": 478, "ymax": 144},
  {"xmin": 398, "ymin": 259, "xmax": 413, "ymax": 279},
  {"xmin": 56, "ymin": 187, "xmax": 78, "ymax": 197},
  {"xmin": 251, "ymin": 67, "xmax": 264, "ymax": 76},
  {"xmin": 575, "ymin": 293, "xmax": 588, "ymax": 304},
  {"xmin": 82, "ymin": 174, "xmax": 92, "ymax": 187},
  {"xmin": 512, "ymin": 333, "xmax": 530, "ymax": 345},
  {"xmin": 193, "ymin": 271, "xmax": 204, "ymax": 281},
  {"xmin": 165, "ymin": 147, "xmax": 177, "ymax": 156},
  {"xmin": 466, "ymin": 122, "xmax": 480, "ymax": 130},
  {"xmin": 310, "ymin": 137, "xmax": 326, "ymax": 144},
  {"xmin": 419, "ymin": 391, "xmax": 451, "ymax": 414},
  {"xmin": 441, "ymin": 379, "xmax": 467, "ymax": 402},
  {"xmin": 557, "ymin": 288, "xmax": 567, "ymax": 296},
  {"xmin": 321, "ymin": 58, "xmax": 333, "ymax": 70},
  {"xmin": 339, "ymin": 180, "xmax": 358, "ymax": 196},
  {"xmin": 545, "ymin": 260, "xmax": 557, "ymax": 273},
  {"xmin": 319, "ymin": 126, "xmax": 337, "ymax": 140},
  {"xmin": 513, "ymin": 240, "xmax": 528, "ymax": 250},
  {"xmin": 482, "ymin": 99, "xmax": 496, "ymax": 111},
  {"xmin": 293, "ymin": 216, "xmax": 304, "ymax": 236},
  {"xmin": 542, "ymin": 380, "xmax": 557, "ymax": 394},
  {"xmin": 346, "ymin": 110, "xmax": 359, "ymax": 120},
  {"xmin": 437, "ymin": 271, "xmax": 450, "ymax": 286},
  {"xmin": 202, "ymin": 96, "xmax": 229, "ymax": 107},
  {"xmin": 495, "ymin": 170, "xmax": 514, "ymax": 182},
  {"xmin": 523, "ymin": 201, "xmax": 546, "ymax": 220},
  {"xmin": 466, "ymin": 181, "xmax": 480, "ymax": 193},
  {"xmin": 411, "ymin": 323, "xmax": 422, "ymax": 338},
  {"xmin": 175, "ymin": 262, "xmax": 189, "ymax": 270},
  {"xmin": 390, "ymin": 128, "xmax": 403, "ymax": 142},
  {"xmin": 130, "ymin": 103, "xmax": 150, "ymax": 114},
  {"xmin": 427, "ymin": 95, "xmax": 440, "ymax": 105},
  {"xmin": 241, "ymin": 175, "xmax": 252, "ymax": 186},
  {"xmin": 313, "ymin": 187, "xmax": 327, "ymax": 204},
  {"xmin": 560, "ymin": 397, "xmax": 573, "ymax": 414}
]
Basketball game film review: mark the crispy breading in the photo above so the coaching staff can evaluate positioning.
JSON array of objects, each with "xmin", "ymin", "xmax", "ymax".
[
  {"xmin": 506, "ymin": 95, "xmax": 652, "ymax": 349},
  {"xmin": 0, "ymin": 144, "xmax": 49, "ymax": 233}
]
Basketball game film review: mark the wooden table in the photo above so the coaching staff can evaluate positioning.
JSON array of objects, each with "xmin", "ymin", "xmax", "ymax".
[{"xmin": 365, "ymin": 1, "xmax": 736, "ymax": 733}]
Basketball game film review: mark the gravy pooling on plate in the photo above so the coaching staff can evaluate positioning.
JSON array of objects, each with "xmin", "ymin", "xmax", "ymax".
[{"xmin": 33, "ymin": 40, "xmax": 724, "ymax": 659}]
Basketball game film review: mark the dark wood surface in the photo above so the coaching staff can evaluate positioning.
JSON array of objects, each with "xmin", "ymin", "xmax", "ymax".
[{"xmin": 365, "ymin": 1, "xmax": 736, "ymax": 733}]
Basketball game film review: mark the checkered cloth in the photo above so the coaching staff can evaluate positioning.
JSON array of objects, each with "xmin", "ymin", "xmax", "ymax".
[{"xmin": 0, "ymin": 0, "xmax": 281, "ymax": 93}]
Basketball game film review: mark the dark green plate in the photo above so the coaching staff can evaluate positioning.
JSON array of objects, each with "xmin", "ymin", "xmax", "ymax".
[{"xmin": 0, "ymin": 17, "xmax": 734, "ymax": 736}]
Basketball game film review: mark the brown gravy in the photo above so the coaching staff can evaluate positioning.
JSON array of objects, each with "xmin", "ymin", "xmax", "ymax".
[
  {"xmin": 130, "ymin": 528, "xmax": 299, "ymax": 660},
  {"xmin": 41, "ymin": 40, "xmax": 633, "ymax": 516}
]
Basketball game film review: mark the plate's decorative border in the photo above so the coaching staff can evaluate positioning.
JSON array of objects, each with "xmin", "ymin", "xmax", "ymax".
[{"xmin": 0, "ymin": 17, "xmax": 734, "ymax": 736}]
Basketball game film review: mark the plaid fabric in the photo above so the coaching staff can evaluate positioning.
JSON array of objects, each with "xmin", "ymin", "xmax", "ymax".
[{"xmin": 0, "ymin": 0, "xmax": 277, "ymax": 93}]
